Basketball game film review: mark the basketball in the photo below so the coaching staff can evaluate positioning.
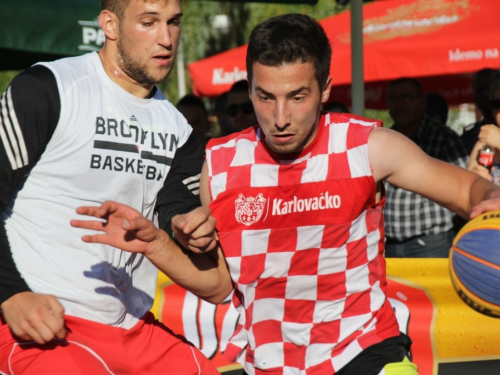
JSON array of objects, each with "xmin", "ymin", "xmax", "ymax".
[{"xmin": 449, "ymin": 210, "xmax": 500, "ymax": 318}]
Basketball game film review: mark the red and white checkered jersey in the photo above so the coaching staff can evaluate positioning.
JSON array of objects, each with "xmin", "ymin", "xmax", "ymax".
[{"xmin": 206, "ymin": 113, "xmax": 400, "ymax": 375}]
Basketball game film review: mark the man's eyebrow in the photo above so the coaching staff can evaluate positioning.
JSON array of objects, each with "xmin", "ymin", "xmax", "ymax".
[
  {"xmin": 287, "ymin": 86, "xmax": 310, "ymax": 97},
  {"xmin": 255, "ymin": 87, "xmax": 275, "ymax": 98},
  {"xmin": 137, "ymin": 11, "xmax": 184, "ymax": 19},
  {"xmin": 254, "ymin": 86, "xmax": 310, "ymax": 98}
]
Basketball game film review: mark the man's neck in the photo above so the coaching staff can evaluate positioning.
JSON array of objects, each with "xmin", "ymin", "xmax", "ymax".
[{"xmin": 98, "ymin": 48, "xmax": 154, "ymax": 99}]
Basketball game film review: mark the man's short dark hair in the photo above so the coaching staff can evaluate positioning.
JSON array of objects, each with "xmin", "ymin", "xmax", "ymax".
[
  {"xmin": 323, "ymin": 101, "xmax": 349, "ymax": 113},
  {"xmin": 473, "ymin": 68, "xmax": 497, "ymax": 90},
  {"xmin": 425, "ymin": 92, "xmax": 448, "ymax": 124},
  {"xmin": 100, "ymin": 0, "xmax": 131, "ymax": 20},
  {"xmin": 229, "ymin": 80, "xmax": 250, "ymax": 94},
  {"xmin": 176, "ymin": 94, "xmax": 207, "ymax": 115},
  {"xmin": 246, "ymin": 14, "xmax": 332, "ymax": 91},
  {"xmin": 388, "ymin": 77, "xmax": 423, "ymax": 94}
]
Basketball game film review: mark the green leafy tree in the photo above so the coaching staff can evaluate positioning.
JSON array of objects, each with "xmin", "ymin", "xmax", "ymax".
[{"xmin": 159, "ymin": 0, "xmax": 341, "ymax": 102}]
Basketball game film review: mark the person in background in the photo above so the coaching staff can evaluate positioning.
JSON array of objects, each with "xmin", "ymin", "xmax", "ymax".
[
  {"xmin": 461, "ymin": 68, "xmax": 498, "ymax": 153},
  {"xmin": 468, "ymin": 72, "xmax": 500, "ymax": 185},
  {"xmin": 220, "ymin": 79, "xmax": 258, "ymax": 136},
  {"xmin": 0, "ymin": 0, "xmax": 223, "ymax": 373},
  {"xmin": 176, "ymin": 93, "xmax": 211, "ymax": 149},
  {"xmin": 214, "ymin": 91, "xmax": 232, "ymax": 137},
  {"xmin": 384, "ymin": 77, "xmax": 468, "ymax": 258},
  {"xmin": 322, "ymin": 100, "xmax": 349, "ymax": 113},
  {"xmin": 72, "ymin": 14, "xmax": 500, "ymax": 375},
  {"xmin": 425, "ymin": 92, "xmax": 448, "ymax": 126}
]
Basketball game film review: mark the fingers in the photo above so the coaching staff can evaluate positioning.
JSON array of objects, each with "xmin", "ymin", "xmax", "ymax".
[
  {"xmin": 70, "ymin": 218, "xmax": 106, "ymax": 231},
  {"xmin": 23, "ymin": 307, "xmax": 64, "ymax": 344},
  {"xmin": 470, "ymin": 199, "xmax": 500, "ymax": 219},
  {"xmin": 1, "ymin": 292, "xmax": 66, "ymax": 345},
  {"xmin": 172, "ymin": 206, "xmax": 213, "ymax": 235},
  {"xmin": 46, "ymin": 297, "xmax": 67, "ymax": 340},
  {"xmin": 75, "ymin": 201, "xmax": 122, "ymax": 218},
  {"xmin": 471, "ymin": 165, "xmax": 492, "ymax": 181},
  {"xmin": 173, "ymin": 210, "xmax": 218, "ymax": 253},
  {"xmin": 75, "ymin": 205, "xmax": 101, "ymax": 217}
]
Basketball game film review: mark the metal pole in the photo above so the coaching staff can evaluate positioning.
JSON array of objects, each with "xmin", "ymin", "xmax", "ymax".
[
  {"xmin": 351, "ymin": 0, "xmax": 364, "ymax": 116},
  {"xmin": 177, "ymin": 38, "xmax": 186, "ymax": 100}
]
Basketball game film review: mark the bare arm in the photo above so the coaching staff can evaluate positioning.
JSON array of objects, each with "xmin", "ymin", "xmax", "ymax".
[
  {"xmin": 369, "ymin": 127, "xmax": 500, "ymax": 219},
  {"xmin": 71, "ymin": 201, "xmax": 233, "ymax": 304},
  {"xmin": 0, "ymin": 66, "xmax": 66, "ymax": 344}
]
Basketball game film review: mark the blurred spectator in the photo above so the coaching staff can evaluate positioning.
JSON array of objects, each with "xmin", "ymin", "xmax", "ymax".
[
  {"xmin": 220, "ymin": 80, "xmax": 257, "ymax": 136},
  {"xmin": 322, "ymin": 100, "xmax": 349, "ymax": 113},
  {"xmin": 384, "ymin": 77, "xmax": 468, "ymax": 258},
  {"xmin": 214, "ymin": 91, "xmax": 232, "ymax": 137},
  {"xmin": 425, "ymin": 92, "xmax": 448, "ymax": 125},
  {"xmin": 176, "ymin": 94, "xmax": 210, "ymax": 149},
  {"xmin": 461, "ymin": 68, "xmax": 498, "ymax": 153},
  {"xmin": 468, "ymin": 72, "xmax": 500, "ymax": 184}
]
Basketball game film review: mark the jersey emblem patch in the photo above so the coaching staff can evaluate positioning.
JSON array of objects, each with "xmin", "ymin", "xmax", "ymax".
[{"xmin": 235, "ymin": 193, "xmax": 266, "ymax": 226}]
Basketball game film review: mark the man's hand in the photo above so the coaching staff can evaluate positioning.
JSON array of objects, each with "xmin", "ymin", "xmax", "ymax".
[
  {"xmin": 470, "ymin": 164, "xmax": 492, "ymax": 181},
  {"xmin": 478, "ymin": 124, "xmax": 500, "ymax": 149},
  {"xmin": 172, "ymin": 206, "xmax": 218, "ymax": 254},
  {"xmin": 470, "ymin": 188, "xmax": 500, "ymax": 219},
  {"xmin": 1, "ymin": 292, "xmax": 66, "ymax": 344},
  {"xmin": 70, "ymin": 201, "xmax": 161, "ymax": 256}
]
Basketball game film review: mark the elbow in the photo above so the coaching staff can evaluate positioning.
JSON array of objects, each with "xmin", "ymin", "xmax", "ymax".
[{"xmin": 200, "ymin": 284, "xmax": 233, "ymax": 305}]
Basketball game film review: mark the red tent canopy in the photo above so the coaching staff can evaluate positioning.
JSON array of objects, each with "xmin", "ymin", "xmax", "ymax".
[{"xmin": 188, "ymin": 0, "xmax": 500, "ymax": 109}]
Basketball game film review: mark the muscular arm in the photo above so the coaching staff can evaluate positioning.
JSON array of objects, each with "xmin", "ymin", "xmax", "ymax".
[
  {"xmin": 0, "ymin": 65, "xmax": 60, "ymax": 305},
  {"xmin": 369, "ymin": 127, "xmax": 500, "ymax": 220},
  {"xmin": 0, "ymin": 65, "xmax": 67, "ymax": 344},
  {"xmin": 150, "ymin": 160, "xmax": 232, "ymax": 303}
]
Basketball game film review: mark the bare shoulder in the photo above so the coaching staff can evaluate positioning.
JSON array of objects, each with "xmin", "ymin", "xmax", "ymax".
[
  {"xmin": 368, "ymin": 126, "xmax": 429, "ymax": 183},
  {"xmin": 368, "ymin": 126, "xmax": 406, "ymax": 145}
]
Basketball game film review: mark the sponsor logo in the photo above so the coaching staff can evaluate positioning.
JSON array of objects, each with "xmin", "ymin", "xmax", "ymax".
[
  {"xmin": 78, "ymin": 20, "xmax": 105, "ymax": 52},
  {"xmin": 212, "ymin": 67, "xmax": 247, "ymax": 86},
  {"xmin": 449, "ymin": 47, "xmax": 499, "ymax": 62},
  {"xmin": 234, "ymin": 191, "xmax": 342, "ymax": 226},
  {"xmin": 235, "ymin": 193, "xmax": 266, "ymax": 226},
  {"xmin": 337, "ymin": 0, "xmax": 478, "ymax": 44},
  {"xmin": 272, "ymin": 192, "xmax": 341, "ymax": 215}
]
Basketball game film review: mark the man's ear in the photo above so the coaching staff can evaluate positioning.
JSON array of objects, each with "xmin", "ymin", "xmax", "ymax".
[
  {"xmin": 99, "ymin": 10, "xmax": 119, "ymax": 41},
  {"xmin": 321, "ymin": 76, "xmax": 333, "ymax": 104}
]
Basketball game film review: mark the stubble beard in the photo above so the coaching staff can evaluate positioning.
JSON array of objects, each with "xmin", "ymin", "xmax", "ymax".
[{"xmin": 117, "ymin": 38, "xmax": 174, "ymax": 86}]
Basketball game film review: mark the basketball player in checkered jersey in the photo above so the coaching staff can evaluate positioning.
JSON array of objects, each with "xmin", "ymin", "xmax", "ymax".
[
  {"xmin": 71, "ymin": 14, "xmax": 500, "ymax": 375},
  {"xmin": 0, "ymin": 0, "xmax": 227, "ymax": 374}
]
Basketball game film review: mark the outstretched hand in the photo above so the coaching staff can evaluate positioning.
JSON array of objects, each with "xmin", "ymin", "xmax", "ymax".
[{"xmin": 70, "ymin": 201, "xmax": 160, "ymax": 255}]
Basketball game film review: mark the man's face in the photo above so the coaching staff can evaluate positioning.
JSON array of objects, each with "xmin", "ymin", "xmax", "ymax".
[
  {"xmin": 387, "ymin": 82, "xmax": 426, "ymax": 128},
  {"xmin": 226, "ymin": 91, "xmax": 258, "ymax": 132},
  {"xmin": 116, "ymin": 0, "xmax": 182, "ymax": 85},
  {"xmin": 250, "ymin": 61, "xmax": 331, "ymax": 154}
]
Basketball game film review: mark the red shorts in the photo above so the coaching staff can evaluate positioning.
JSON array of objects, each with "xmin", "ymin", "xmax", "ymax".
[{"xmin": 0, "ymin": 312, "xmax": 220, "ymax": 375}]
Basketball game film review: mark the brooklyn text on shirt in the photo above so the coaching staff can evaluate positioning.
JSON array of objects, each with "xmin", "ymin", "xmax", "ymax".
[{"xmin": 90, "ymin": 115, "xmax": 180, "ymax": 180}]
